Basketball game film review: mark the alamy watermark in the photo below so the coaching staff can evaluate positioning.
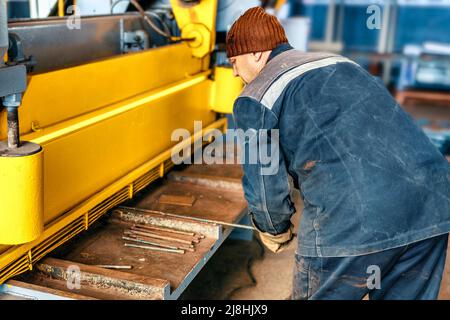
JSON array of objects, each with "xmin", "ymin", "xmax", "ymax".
[
  {"xmin": 367, "ymin": 265, "xmax": 381, "ymax": 290},
  {"xmin": 66, "ymin": 264, "xmax": 81, "ymax": 290},
  {"xmin": 66, "ymin": 5, "xmax": 81, "ymax": 30},
  {"xmin": 367, "ymin": 5, "xmax": 382, "ymax": 30},
  {"xmin": 171, "ymin": 121, "xmax": 280, "ymax": 176}
]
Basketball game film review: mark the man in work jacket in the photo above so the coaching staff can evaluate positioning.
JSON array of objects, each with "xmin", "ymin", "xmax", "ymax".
[{"xmin": 227, "ymin": 7, "xmax": 450, "ymax": 300}]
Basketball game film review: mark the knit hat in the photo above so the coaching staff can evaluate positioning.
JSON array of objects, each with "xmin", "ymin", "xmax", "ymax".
[{"xmin": 226, "ymin": 7, "xmax": 288, "ymax": 58}]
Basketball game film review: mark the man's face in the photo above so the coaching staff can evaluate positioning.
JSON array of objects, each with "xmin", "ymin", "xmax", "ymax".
[{"xmin": 229, "ymin": 52, "xmax": 267, "ymax": 84}]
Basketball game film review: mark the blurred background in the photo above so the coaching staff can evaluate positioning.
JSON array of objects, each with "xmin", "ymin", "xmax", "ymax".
[
  {"xmin": 2, "ymin": 0, "xmax": 450, "ymax": 300},
  {"xmin": 6, "ymin": 0, "xmax": 449, "ymax": 156}
]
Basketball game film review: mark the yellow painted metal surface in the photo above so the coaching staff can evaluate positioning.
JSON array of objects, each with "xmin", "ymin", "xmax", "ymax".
[
  {"xmin": 170, "ymin": 0, "xmax": 217, "ymax": 58},
  {"xmin": 0, "ymin": 44, "xmax": 205, "ymax": 139},
  {"xmin": 15, "ymin": 47, "xmax": 215, "ymax": 224},
  {"xmin": 0, "ymin": 118, "xmax": 227, "ymax": 283},
  {"xmin": 0, "ymin": 1, "xmax": 225, "ymax": 283},
  {"xmin": 275, "ymin": 0, "xmax": 288, "ymax": 11},
  {"xmin": 0, "ymin": 43, "xmax": 212, "ymax": 222},
  {"xmin": 210, "ymin": 66, "xmax": 244, "ymax": 114},
  {"xmin": 0, "ymin": 148, "xmax": 44, "ymax": 244},
  {"xmin": 0, "ymin": 43, "xmax": 223, "ymax": 282},
  {"xmin": 58, "ymin": 0, "xmax": 64, "ymax": 17},
  {"xmin": 33, "ymin": 76, "xmax": 215, "ymax": 225}
]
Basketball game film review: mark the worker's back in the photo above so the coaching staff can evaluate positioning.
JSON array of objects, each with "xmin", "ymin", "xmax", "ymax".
[
  {"xmin": 281, "ymin": 57, "xmax": 449, "ymax": 257},
  {"xmin": 234, "ymin": 49, "xmax": 450, "ymax": 258}
]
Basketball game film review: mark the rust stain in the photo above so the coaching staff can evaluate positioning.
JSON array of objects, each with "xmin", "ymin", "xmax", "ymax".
[
  {"xmin": 303, "ymin": 160, "xmax": 318, "ymax": 171},
  {"xmin": 189, "ymin": 9, "xmax": 198, "ymax": 22}
]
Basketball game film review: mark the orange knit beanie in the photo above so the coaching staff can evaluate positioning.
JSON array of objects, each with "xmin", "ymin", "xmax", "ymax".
[{"xmin": 226, "ymin": 7, "xmax": 288, "ymax": 58}]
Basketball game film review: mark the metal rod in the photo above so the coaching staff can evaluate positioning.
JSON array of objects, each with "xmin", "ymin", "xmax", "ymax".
[
  {"xmin": 117, "ymin": 206, "xmax": 256, "ymax": 231},
  {"xmin": 124, "ymin": 230, "xmax": 196, "ymax": 248},
  {"xmin": 124, "ymin": 243, "xmax": 185, "ymax": 254},
  {"xmin": 58, "ymin": 0, "xmax": 65, "ymax": 17},
  {"xmin": 122, "ymin": 236, "xmax": 179, "ymax": 250},
  {"xmin": 130, "ymin": 226, "xmax": 199, "ymax": 244},
  {"xmin": 134, "ymin": 224, "xmax": 205, "ymax": 243},
  {"xmin": 128, "ymin": 227, "xmax": 194, "ymax": 245},
  {"xmin": 95, "ymin": 265, "xmax": 132, "ymax": 270},
  {"xmin": 124, "ymin": 232, "xmax": 195, "ymax": 250},
  {"xmin": 132, "ymin": 223, "xmax": 195, "ymax": 237},
  {"xmin": 7, "ymin": 108, "xmax": 20, "ymax": 149},
  {"xmin": 132, "ymin": 224, "xmax": 200, "ymax": 243},
  {"xmin": 122, "ymin": 236, "xmax": 195, "ymax": 252},
  {"xmin": 325, "ymin": 0, "xmax": 336, "ymax": 44}
]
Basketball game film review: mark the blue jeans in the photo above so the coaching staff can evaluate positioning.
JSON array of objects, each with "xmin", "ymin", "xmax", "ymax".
[{"xmin": 292, "ymin": 233, "xmax": 449, "ymax": 300}]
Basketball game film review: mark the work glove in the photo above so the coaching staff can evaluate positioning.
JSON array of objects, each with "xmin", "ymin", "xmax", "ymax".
[{"xmin": 252, "ymin": 218, "xmax": 295, "ymax": 253}]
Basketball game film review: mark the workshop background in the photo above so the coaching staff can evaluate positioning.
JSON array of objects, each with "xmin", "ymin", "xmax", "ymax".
[{"xmin": 0, "ymin": 0, "xmax": 449, "ymax": 300}]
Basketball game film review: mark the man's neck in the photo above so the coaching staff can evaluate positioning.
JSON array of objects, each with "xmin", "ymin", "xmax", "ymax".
[{"xmin": 267, "ymin": 43, "xmax": 294, "ymax": 63}]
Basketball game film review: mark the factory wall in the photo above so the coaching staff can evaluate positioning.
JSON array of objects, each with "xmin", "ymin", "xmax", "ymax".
[{"xmin": 291, "ymin": 0, "xmax": 450, "ymax": 52}]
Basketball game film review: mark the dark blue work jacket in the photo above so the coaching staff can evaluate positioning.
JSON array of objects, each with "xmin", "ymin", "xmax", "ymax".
[{"xmin": 233, "ymin": 44, "xmax": 450, "ymax": 257}]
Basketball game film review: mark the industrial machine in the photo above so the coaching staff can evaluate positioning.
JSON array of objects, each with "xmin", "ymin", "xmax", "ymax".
[{"xmin": 0, "ymin": 0, "xmax": 246, "ymax": 299}]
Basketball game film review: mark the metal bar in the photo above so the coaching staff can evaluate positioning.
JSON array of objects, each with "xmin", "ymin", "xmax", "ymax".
[
  {"xmin": 325, "ymin": 0, "xmax": 336, "ymax": 44},
  {"xmin": 383, "ymin": 1, "xmax": 398, "ymax": 85},
  {"xmin": 122, "ymin": 236, "xmax": 195, "ymax": 252},
  {"xmin": 6, "ymin": 108, "xmax": 20, "ymax": 149},
  {"xmin": 124, "ymin": 230, "xmax": 194, "ymax": 251},
  {"xmin": 132, "ymin": 223, "xmax": 196, "ymax": 237},
  {"xmin": 128, "ymin": 228, "xmax": 194, "ymax": 245},
  {"xmin": 122, "ymin": 236, "xmax": 179, "ymax": 250},
  {"xmin": 118, "ymin": 206, "xmax": 256, "ymax": 231},
  {"xmin": 336, "ymin": 1, "xmax": 345, "ymax": 43},
  {"xmin": 132, "ymin": 225, "xmax": 200, "ymax": 243},
  {"xmin": 378, "ymin": 0, "xmax": 391, "ymax": 54},
  {"xmin": 95, "ymin": 265, "xmax": 132, "ymax": 270},
  {"xmin": 124, "ymin": 243, "xmax": 185, "ymax": 254},
  {"xmin": 129, "ymin": 234, "xmax": 195, "ymax": 252},
  {"xmin": 58, "ymin": 0, "xmax": 65, "ymax": 17}
]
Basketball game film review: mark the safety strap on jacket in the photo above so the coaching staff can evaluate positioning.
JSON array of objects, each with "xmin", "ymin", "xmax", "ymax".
[{"xmin": 240, "ymin": 50, "xmax": 357, "ymax": 110}]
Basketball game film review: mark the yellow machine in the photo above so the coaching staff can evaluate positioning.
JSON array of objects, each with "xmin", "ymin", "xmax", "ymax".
[{"xmin": 0, "ymin": 0, "xmax": 243, "ymax": 285}]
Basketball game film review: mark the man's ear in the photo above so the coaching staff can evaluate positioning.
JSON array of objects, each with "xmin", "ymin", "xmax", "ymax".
[{"xmin": 253, "ymin": 51, "xmax": 264, "ymax": 62}]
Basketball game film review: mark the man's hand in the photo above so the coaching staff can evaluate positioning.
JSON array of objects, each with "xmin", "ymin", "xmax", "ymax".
[{"xmin": 252, "ymin": 219, "xmax": 295, "ymax": 253}]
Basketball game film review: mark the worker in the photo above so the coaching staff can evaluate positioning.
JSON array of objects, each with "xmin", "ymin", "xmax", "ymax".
[{"xmin": 226, "ymin": 7, "xmax": 450, "ymax": 300}]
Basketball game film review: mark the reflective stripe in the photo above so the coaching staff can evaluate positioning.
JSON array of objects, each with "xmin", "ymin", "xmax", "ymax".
[
  {"xmin": 239, "ymin": 51, "xmax": 339, "ymax": 102},
  {"xmin": 260, "ymin": 56, "xmax": 357, "ymax": 110}
]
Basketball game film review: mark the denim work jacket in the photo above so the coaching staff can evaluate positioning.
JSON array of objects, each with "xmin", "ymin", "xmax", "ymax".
[{"xmin": 233, "ymin": 45, "xmax": 450, "ymax": 257}]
